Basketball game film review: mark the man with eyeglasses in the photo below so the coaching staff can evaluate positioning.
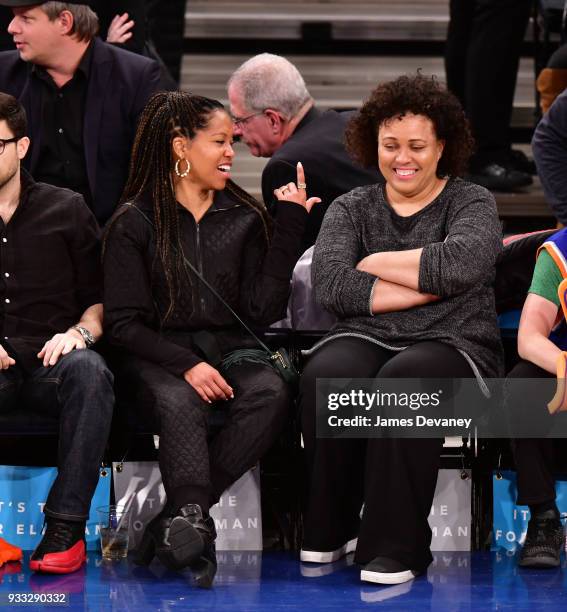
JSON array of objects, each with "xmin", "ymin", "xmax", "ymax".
[
  {"xmin": 228, "ymin": 53, "xmax": 381, "ymax": 249},
  {"xmin": 0, "ymin": 92, "xmax": 113, "ymax": 574},
  {"xmin": 0, "ymin": 0, "xmax": 163, "ymax": 226}
]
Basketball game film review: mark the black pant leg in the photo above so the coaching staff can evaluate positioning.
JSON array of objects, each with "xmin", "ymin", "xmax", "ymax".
[
  {"xmin": 299, "ymin": 337, "xmax": 395, "ymax": 551},
  {"xmin": 464, "ymin": 0, "xmax": 532, "ymax": 158},
  {"xmin": 0, "ymin": 365, "xmax": 22, "ymax": 413},
  {"xmin": 508, "ymin": 359, "xmax": 556, "ymax": 506},
  {"xmin": 117, "ymin": 355, "xmax": 211, "ymax": 509},
  {"xmin": 23, "ymin": 350, "xmax": 114, "ymax": 521},
  {"xmin": 445, "ymin": 0, "xmax": 475, "ymax": 106},
  {"xmin": 354, "ymin": 341, "xmax": 476, "ymax": 570},
  {"xmin": 149, "ymin": 0, "xmax": 185, "ymax": 83},
  {"xmin": 208, "ymin": 361, "xmax": 293, "ymax": 503}
]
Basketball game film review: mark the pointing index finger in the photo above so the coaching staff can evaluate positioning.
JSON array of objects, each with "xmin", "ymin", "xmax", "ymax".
[{"xmin": 296, "ymin": 161, "xmax": 306, "ymax": 188}]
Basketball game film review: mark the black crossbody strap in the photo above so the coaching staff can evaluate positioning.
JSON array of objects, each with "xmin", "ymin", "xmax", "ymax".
[{"xmin": 123, "ymin": 203, "xmax": 273, "ymax": 355}]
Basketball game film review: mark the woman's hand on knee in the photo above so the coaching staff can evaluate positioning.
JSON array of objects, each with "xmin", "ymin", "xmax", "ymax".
[{"xmin": 183, "ymin": 362, "xmax": 234, "ymax": 404}]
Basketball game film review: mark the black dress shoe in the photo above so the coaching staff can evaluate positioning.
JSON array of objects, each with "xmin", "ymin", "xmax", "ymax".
[
  {"xmin": 467, "ymin": 162, "xmax": 532, "ymax": 192},
  {"xmin": 509, "ymin": 149, "xmax": 537, "ymax": 175},
  {"xmin": 519, "ymin": 508, "xmax": 563, "ymax": 568}
]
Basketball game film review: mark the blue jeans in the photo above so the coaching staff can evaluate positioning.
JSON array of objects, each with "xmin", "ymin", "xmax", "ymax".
[{"xmin": 0, "ymin": 349, "xmax": 114, "ymax": 521}]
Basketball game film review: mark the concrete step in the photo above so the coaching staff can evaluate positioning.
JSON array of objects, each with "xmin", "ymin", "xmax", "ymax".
[
  {"xmin": 184, "ymin": 0, "xmax": 554, "ymax": 42},
  {"xmin": 185, "ymin": 1, "xmax": 451, "ymax": 40}
]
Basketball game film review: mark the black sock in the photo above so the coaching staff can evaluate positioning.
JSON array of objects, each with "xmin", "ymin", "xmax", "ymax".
[{"xmin": 528, "ymin": 500, "xmax": 558, "ymax": 518}]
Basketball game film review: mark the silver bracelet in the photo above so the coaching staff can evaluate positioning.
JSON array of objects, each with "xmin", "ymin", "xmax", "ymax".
[{"xmin": 70, "ymin": 325, "xmax": 95, "ymax": 348}]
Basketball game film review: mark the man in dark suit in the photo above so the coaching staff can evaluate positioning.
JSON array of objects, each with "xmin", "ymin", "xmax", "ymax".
[
  {"xmin": 228, "ymin": 53, "xmax": 381, "ymax": 249},
  {"xmin": 0, "ymin": 0, "xmax": 162, "ymax": 225}
]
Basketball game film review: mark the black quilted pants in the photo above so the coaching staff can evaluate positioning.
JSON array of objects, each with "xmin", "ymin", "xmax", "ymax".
[{"xmin": 117, "ymin": 355, "xmax": 292, "ymax": 512}]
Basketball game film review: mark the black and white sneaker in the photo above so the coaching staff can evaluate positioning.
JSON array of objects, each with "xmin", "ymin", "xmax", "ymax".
[
  {"xmin": 360, "ymin": 557, "xmax": 420, "ymax": 585},
  {"xmin": 519, "ymin": 508, "xmax": 564, "ymax": 569},
  {"xmin": 300, "ymin": 537, "xmax": 357, "ymax": 563}
]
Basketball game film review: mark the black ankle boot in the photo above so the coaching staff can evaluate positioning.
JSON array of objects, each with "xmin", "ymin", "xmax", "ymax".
[
  {"xmin": 137, "ymin": 504, "xmax": 216, "ymax": 581},
  {"xmin": 159, "ymin": 504, "xmax": 216, "ymax": 577},
  {"xmin": 134, "ymin": 509, "xmax": 172, "ymax": 567}
]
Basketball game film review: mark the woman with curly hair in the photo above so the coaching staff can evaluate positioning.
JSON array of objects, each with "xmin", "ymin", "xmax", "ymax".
[
  {"xmin": 103, "ymin": 91, "xmax": 318, "ymax": 586},
  {"xmin": 298, "ymin": 74, "xmax": 504, "ymax": 584}
]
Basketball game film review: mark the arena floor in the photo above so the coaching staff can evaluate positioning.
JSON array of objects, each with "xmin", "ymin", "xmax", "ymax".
[{"xmin": 0, "ymin": 550, "xmax": 566, "ymax": 611}]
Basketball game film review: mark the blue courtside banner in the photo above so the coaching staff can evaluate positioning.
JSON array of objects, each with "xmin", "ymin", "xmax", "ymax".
[
  {"xmin": 0, "ymin": 466, "xmax": 110, "ymax": 551},
  {"xmin": 492, "ymin": 470, "xmax": 567, "ymax": 551}
]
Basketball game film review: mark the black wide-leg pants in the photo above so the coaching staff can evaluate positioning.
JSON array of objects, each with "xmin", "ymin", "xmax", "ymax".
[{"xmin": 299, "ymin": 337, "xmax": 475, "ymax": 571}]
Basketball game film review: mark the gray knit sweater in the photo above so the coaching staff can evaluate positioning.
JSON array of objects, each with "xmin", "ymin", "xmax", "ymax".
[{"xmin": 311, "ymin": 178, "xmax": 504, "ymax": 379}]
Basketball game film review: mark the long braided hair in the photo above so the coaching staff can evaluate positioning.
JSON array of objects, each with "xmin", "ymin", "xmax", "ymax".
[{"xmin": 110, "ymin": 91, "xmax": 271, "ymax": 322}]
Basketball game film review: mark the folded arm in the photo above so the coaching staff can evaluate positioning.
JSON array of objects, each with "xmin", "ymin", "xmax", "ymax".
[
  {"xmin": 360, "ymin": 187, "xmax": 501, "ymax": 298},
  {"xmin": 411, "ymin": 190, "xmax": 501, "ymax": 297},
  {"xmin": 371, "ymin": 279, "xmax": 439, "ymax": 314},
  {"xmin": 357, "ymin": 249, "xmax": 423, "ymax": 291},
  {"xmin": 312, "ymin": 199, "xmax": 379, "ymax": 317}
]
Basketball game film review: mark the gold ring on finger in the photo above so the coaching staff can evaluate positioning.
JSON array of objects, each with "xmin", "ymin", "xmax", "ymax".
[{"xmin": 297, "ymin": 182, "xmax": 307, "ymax": 189}]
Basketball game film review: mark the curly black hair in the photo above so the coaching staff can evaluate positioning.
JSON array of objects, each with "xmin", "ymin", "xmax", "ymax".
[{"xmin": 345, "ymin": 74, "xmax": 474, "ymax": 178}]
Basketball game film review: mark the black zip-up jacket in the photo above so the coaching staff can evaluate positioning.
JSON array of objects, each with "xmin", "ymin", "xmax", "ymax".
[{"xmin": 103, "ymin": 189, "xmax": 308, "ymax": 376}]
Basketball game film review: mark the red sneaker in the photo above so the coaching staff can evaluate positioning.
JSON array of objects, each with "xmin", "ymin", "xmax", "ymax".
[{"xmin": 29, "ymin": 520, "xmax": 86, "ymax": 574}]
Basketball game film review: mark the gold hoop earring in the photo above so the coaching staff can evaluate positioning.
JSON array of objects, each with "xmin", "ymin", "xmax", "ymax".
[{"xmin": 175, "ymin": 158, "xmax": 190, "ymax": 178}]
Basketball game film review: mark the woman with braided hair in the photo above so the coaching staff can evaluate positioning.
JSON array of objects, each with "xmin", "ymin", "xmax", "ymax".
[{"xmin": 103, "ymin": 91, "xmax": 318, "ymax": 586}]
